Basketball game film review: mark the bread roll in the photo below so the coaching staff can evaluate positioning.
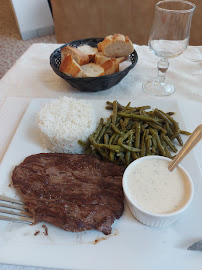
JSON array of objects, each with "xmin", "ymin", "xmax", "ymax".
[
  {"xmin": 61, "ymin": 46, "xmax": 89, "ymax": 65},
  {"xmin": 78, "ymin": 45, "xmax": 98, "ymax": 62},
  {"xmin": 81, "ymin": 63, "xmax": 104, "ymax": 77},
  {"xmin": 98, "ymin": 34, "xmax": 134, "ymax": 57},
  {"xmin": 95, "ymin": 52, "xmax": 126, "ymax": 74},
  {"xmin": 59, "ymin": 53, "xmax": 86, "ymax": 78}
]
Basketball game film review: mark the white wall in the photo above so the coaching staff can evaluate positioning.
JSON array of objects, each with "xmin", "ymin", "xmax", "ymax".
[{"xmin": 10, "ymin": 0, "xmax": 54, "ymax": 40}]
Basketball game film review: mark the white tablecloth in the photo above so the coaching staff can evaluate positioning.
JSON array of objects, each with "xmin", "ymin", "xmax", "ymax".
[{"xmin": 0, "ymin": 43, "xmax": 201, "ymax": 270}]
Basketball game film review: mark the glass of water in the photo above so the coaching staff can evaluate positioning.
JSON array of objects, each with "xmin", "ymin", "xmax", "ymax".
[{"xmin": 143, "ymin": 0, "xmax": 195, "ymax": 96}]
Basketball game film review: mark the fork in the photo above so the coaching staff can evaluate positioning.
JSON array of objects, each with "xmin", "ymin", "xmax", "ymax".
[{"xmin": 0, "ymin": 195, "xmax": 34, "ymax": 224}]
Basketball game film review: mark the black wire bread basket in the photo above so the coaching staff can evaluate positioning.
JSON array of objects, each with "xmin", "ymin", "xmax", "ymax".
[{"xmin": 50, "ymin": 38, "xmax": 138, "ymax": 92}]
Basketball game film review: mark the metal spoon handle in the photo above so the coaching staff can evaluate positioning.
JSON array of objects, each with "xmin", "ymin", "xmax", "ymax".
[{"xmin": 168, "ymin": 124, "xmax": 202, "ymax": 172}]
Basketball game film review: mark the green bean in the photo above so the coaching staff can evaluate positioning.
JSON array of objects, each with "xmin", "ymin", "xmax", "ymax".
[
  {"xmin": 96, "ymin": 118, "xmax": 111, "ymax": 143},
  {"xmin": 166, "ymin": 112, "xmax": 175, "ymax": 116},
  {"xmin": 104, "ymin": 134, "xmax": 109, "ymax": 145},
  {"xmin": 120, "ymin": 119, "xmax": 125, "ymax": 131},
  {"xmin": 161, "ymin": 139, "xmax": 172, "ymax": 158},
  {"xmin": 93, "ymin": 118, "xmax": 104, "ymax": 141},
  {"xmin": 118, "ymin": 112, "xmax": 160, "ymax": 123},
  {"xmin": 113, "ymin": 134, "xmax": 120, "ymax": 144},
  {"xmin": 151, "ymin": 136, "xmax": 157, "ymax": 154},
  {"xmin": 106, "ymin": 101, "xmax": 113, "ymax": 106},
  {"xmin": 149, "ymin": 127, "xmax": 157, "ymax": 137},
  {"xmin": 105, "ymin": 106, "xmax": 113, "ymax": 110},
  {"xmin": 126, "ymin": 134, "xmax": 133, "ymax": 165},
  {"xmin": 105, "ymin": 121, "xmax": 112, "ymax": 134},
  {"xmin": 89, "ymin": 136, "xmax": 110, "ymax": 161},
  {"xmin": 123, "ymin": 117, "xmax": 130, "ymax": 129},
  {"xmin": 168, "ymin": 120, "xmax": 180, "ymax": 141},
  {"xmin": 136, "ymin": 105, "xmax": 151, "ymax": 111},
  {"xmin": 98, "ymin": 144, "xmax": 123, "ymax": 152},
  {"xmin": 156, "ymin": 133, "xmax": 166, "ymax": 156},
  {"xmin": 118, "ymin": 130, "xmax": 133, "ymax": 144},
  {"xmin": 158, "ymin": 109, "xmax": 180, "ymax": 140},
  {"xmin": 155, "ymin": 109, "xmax": 181, "ymax": 142},
  {"xmin": 140, "ymin": 108, "xmax": 146, "ymax": 116},
  {"xmin": 162, "ymin": 135, "xmax": 178, "ymax": 153},
  {"xmin": 121, "ymin": 102, "xmax": 131, "ymax": 112},
  {"xmin": 109, "ymin": 150, "xmax": 115, "ymax": 162},
  {"xmin": 142, "ymin": 123, "xmax": 149, "ymax": 130},
  {"xmin": 176, "ymin": 134, "xmax": 183, "ymax": 146},
  {"xmin": 132, "ymin": 152, "xmax": 139, "ymax": 160},
  {"xmin": 106, "ymin": 101, "xmax": 124, "ymax": 111},
  {"xmin": 119, "ymin": 142, "xmax": 141, "ymax": 152},
  {"xmin": 180, "ymin": 130, "xmax": 191, "ymax": 136},
  {"xmin": 78, "ymin": 140, "xmax": 87, "ymax": 147},
  {"xmin": 146, "ymin": 134, "xmax": 152, "ymax": 155},
  {"xmin": 111, "ymin": 123, "xmax": 122, "ymax": 134},
  {"xmin": 140, "ymin": 130, "xmax": 146, "ymax": 157},
  {"xmin": 135, "ymin": 122, "xmax": 141, "ymax": 148},
  {"xmin": 109, "ymin": 134, "xmax": 116, "ymax": 145},
  {"xmin": 108, "ymin": 133, "xmax": 116, "ymax": 161},
  {"xmin": 149, "ymin": 122, "xmax": 167, "ymax": 133},
  {"xmin": 154, "ymin": 109, "xmax": 173, "ymax": 126},
  {"xmin": 112, "ymin": 100, "xmax": 118, "ymax": 125}
]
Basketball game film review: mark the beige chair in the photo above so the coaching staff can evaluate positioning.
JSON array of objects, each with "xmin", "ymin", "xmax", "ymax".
[{"xmin": 51, "ymin": 0, "xmax": 201, "ymax": 45}]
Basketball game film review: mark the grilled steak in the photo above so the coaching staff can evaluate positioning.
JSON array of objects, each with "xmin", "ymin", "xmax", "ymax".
[{"xmin": 12, "ymin": 153, "xmax": 125, "ymax": 235}]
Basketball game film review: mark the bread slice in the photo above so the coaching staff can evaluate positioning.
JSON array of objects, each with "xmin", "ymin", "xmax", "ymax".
[
  {"xmin": 101, "ymin": 60, "xmax": 117, "ymax": 75},
  {"xmin": 60, "ymin": 45, "xmax": 89, "ymax": 65},
  {"xmin": 98, "ymin": 34, "xmax": 134, "ymax": 57},
  {"xmin": 97, "ymin": 42, "xmax": 102, "ymax": 52},
  {"xmin": 78, "ymin": 45, "xmax": 98, "ymax": 62},
  {"xmin": 81, "ymin": 63, "xmax": 104, "ymax": 77},
  {"xmin": 95, "ymin": 52, "xmax": 126, "ymax": 74},
  {"xmin": 59, "ymin": 53, "xmax": 86, "ymax": 78}
]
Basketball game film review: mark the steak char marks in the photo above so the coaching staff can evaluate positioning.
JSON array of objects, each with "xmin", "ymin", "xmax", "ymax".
[{"xmin": 12, "ymin": 153, "xmax": 125, "ymax": 235}]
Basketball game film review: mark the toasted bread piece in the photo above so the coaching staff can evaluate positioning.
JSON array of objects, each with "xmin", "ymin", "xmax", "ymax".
[
  {"xmin": 81, "ymin": 63, "xmax": 104, "ymax": 77},
  {"xmin": 59, "ymin": 53, "xmax": 86, "ymax": 78},
  {"xmin": 78, "ymin": 45, "xmax": 98, "ymax": 62},
  {"xmin": 101, "ymin": 60, "xmax": 116, "ymax": 75},
  {"xmin": 95, "ymin": 52, "xmax": 112, "ymax": 65},
  {"xmin": 61, "ymin": 46, "xmax": 89, "ymax": 65},
  {"xmin": 98, "ymin": 34, "xmax": 134, "ymax": 57},
  {"xmin": 97, "ymin": 42, "xmax": 102, "ymax": 52},
  {"xmin": 95, "ymin": 52, "xmax": 126, "ymax": 74}
]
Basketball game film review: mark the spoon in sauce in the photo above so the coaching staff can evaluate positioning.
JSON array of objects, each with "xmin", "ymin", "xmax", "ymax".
[{"xmin": 168, "ymin": 124, "xmax": 202, "ymax": 172}]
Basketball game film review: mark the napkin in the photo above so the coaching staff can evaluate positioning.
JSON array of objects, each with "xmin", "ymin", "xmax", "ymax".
[{"xmin": 0, "ymin": 97, "xmax": 30, "ymax": 162}]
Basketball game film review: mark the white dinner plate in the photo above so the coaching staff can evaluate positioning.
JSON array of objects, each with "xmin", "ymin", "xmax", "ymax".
[{"xmin": 0, "ymin": 98, "xmax": 201, "ymax": 270}]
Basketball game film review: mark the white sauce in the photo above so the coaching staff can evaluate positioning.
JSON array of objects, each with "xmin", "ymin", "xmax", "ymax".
[{"xmin": 126, "ymin": 158, "xmax": 191, "ymax": 214}]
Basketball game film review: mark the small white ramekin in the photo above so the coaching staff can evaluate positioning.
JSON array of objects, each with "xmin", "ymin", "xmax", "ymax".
[{"xmin": 122, "ymin": 156, "xmax": 194, "ymax": 228}]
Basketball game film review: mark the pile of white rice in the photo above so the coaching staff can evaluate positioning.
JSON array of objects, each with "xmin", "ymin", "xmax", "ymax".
[{"xmin": 37, "ymin": 97, "xmax": 96, "ymax": 154}]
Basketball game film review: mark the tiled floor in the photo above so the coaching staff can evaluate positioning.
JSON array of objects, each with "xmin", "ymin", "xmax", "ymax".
[{"xmin": 0, "ymin": 0, "xmax": 56, "ymax": 78}]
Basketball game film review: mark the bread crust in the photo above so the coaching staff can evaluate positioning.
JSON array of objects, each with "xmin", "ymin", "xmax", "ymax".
[
  {"xmin": 81, "ymin": 63, "xmax": 104, "ymax": 77},
  {"xmin": 78, "ymin": 45, "xmax": 98, "ymax": 62},
  {"xmin": 101, "ymin": 60, "xmax": 116, "ymax": 75},
  {"xmin": 95, "ymin": 52, "xmax": 126, "ymax": 74},
  {"xmin": 59, "ymin": 53, "xmax": 86, "ymax": 78},
  {"xmin": 98, "ymin": 34, "xmax": 134, "ymax": 57},
  {"xmin": 61, "ymin": 46, "xmax": 89, "ymax": 65}
]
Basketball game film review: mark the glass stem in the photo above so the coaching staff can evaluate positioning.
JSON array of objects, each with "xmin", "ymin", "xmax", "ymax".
[{"xmin": 155, "ymin": 59, "xmax": 169, "ymax": 84}]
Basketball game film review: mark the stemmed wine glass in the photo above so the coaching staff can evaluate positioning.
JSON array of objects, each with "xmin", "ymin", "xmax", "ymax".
[{"xmin": 143, "ymin": 0, "xmax": 195, "ymax": 96}]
